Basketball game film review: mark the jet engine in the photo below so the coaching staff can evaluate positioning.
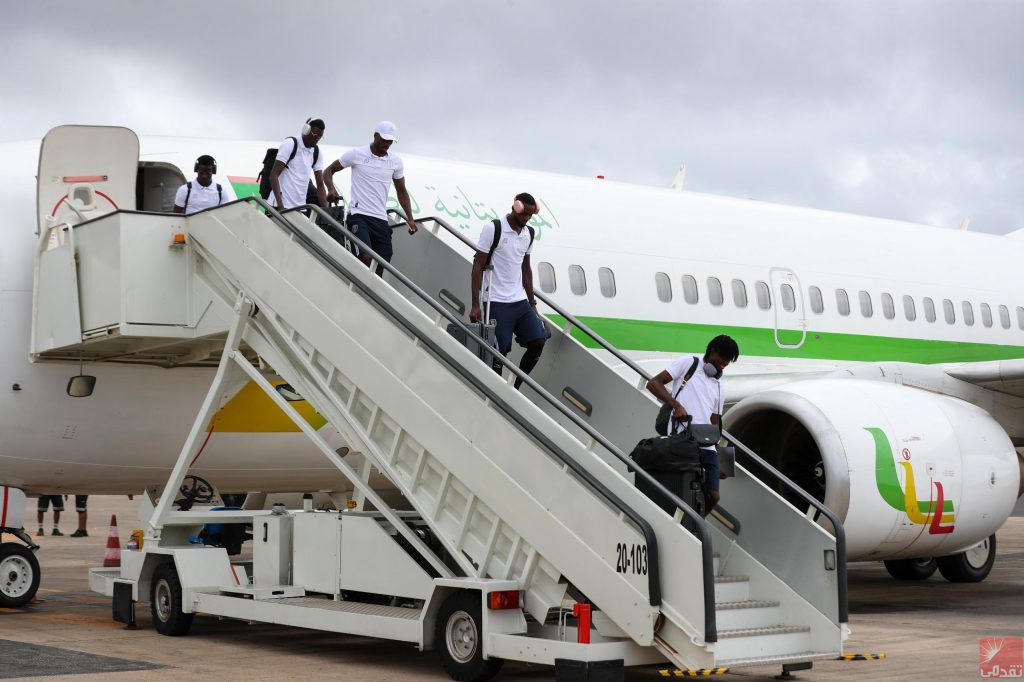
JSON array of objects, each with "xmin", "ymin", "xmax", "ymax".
[{"xmin": 724, "ymin": 379, "xmax": 1019, "ymax": 564}]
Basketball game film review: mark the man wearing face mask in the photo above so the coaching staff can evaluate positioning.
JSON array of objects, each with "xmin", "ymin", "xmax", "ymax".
[
  {"xmin": 469, "ymin": 193, "xmax": 547, "ymax": 389},
  {"xmin": 646, "ymin": 335, "xmax": 739, "ymax": 513}
]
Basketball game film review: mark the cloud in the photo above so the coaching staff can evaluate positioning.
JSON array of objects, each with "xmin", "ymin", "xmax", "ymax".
[{"xmin": 3, "ymin": 0, "xmax": 1022, "ymax": 234}]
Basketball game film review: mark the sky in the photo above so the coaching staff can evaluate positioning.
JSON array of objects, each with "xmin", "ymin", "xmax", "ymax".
[{"xmin": 3, "ymin": 1, "xmax": 1022, "ymax": 236}]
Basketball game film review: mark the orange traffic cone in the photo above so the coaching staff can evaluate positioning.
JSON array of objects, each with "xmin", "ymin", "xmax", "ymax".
[{"xmin": 103, "ymin": 514, "xmax": 121, "ymax": 568}]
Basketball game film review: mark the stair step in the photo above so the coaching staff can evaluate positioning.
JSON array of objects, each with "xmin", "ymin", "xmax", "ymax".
[
  {"xmin": 714, "ymin": 624, "xmax": 813, "ymax": 663},
  {"xmin": 713, "ymin": 575, "xmax": 750, "ymax": 603},
  {"xmin": 719, "ymin": 624, "xmax": 809, "ymax": 639},
  {"xmin": 716, "ymin": 599, "xmax": 779, "ymax": 611},
  {"xmin": 717, "ymin": 650, "xmax": 839, "ymax": 668},
  {"xmin": 714, "ymin": 600, "xmax": 782, "ymax": 630}
]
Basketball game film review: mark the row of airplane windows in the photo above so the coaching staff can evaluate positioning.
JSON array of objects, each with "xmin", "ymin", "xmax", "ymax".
[{"xmin": 534, "ymin": 263, "xmax": 1024, "ymax": 332}]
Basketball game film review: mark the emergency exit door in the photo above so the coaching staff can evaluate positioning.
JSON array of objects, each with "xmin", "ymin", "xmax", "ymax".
[{"xmin": 768, "ymin": 267, "xmax": 806, "ymax": 349}]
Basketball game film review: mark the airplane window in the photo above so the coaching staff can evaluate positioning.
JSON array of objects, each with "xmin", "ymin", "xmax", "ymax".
[
  {"xmin": 943, "ymin": 299, "xmax": 955, "ymax": 324},
  {"xmin": 859, "ymin": 291, "xmax": 873, "ymax": 318},
  {"xmin": 655, "ymin": 272, "xmax": 672, "ymax": 302},
  {"xmin": 923, "ymin": 297, "xmax": 936, "ymax": 323},
  {"xmin": 980, "ymin": 303, "xmax": 993, "ymax": 328},
  {"xmin": 707, "ymin": 277, "xmax": 724, "ymax": 306},
  {"xmin": 598, "ymin": 267, "xmax": 616, "ymax": 298},
  {"xmin": 780, "ymin": 284, "xmax": 796, "ymax": 312},
  {"xmin": 903, "ymin": 295, "xmax": 916, "ymax": 321},
  {"xmin": 537, "ymin": 262, "xmax": 556, "ymax": 294},
  {"xmin": 682, "ymin": 275, "xmax": 699, "ymax": 304},
  {"xmin": 835, "ymin": 289, "xmax": 850, "ymax": 316},
  {"xmin": 755, "ymin": 281, "xmax": 771, "ymax": 310},
  {"xmin": 732, "ymin": 279, "xmax": 748, "ymax": 308},
  {"xmin": 569, "ymin": 265, "xmax": 587, "ymax": 296},
  {"xmin": 809, "ymin": 286, "xmax": 824, "ymax": 314},
  {"xmin": 881, "ymin": 293, "xmax": 895, "ymax": 319},
  {"xmin": 1017, "ymin": 306, "xmax": 1024, "ymax": 330},
  {"xmin": 962, "ymin": 301, "xmax": 975, "ymax": 326},
  {"xmin": 999, "ymin": 305, "xmax": 1010, "ymax": 329}
]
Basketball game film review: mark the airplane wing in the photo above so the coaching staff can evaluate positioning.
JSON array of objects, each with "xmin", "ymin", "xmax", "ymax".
[{"xmin": 944, "ymin": 358, "xmax": 1024, "ymax": 399}]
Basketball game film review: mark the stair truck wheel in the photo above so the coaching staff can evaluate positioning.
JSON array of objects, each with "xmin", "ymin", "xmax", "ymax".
[
  {"xmin": 0, "ymin": 542, "xmax": 40, "ymax": 608},
  {"xmin": 435, "ymin": 591, "xmax": 504, "ymax": 682},
  {"xmin": 937, "ymin": 534, "xmax": 997, "ymax": 583},
  {"xmin": 150, "ymin": 562, "xmax": 194, "ymax": 635},
  {"xmin": 883, "ymin": 557, "xmax": 938, "ymax": 580}
]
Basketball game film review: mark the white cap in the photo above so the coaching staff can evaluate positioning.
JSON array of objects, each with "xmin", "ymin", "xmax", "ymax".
[{"xmin": 375, "ymin": 121, "xmax": 398, "ymax": 141}]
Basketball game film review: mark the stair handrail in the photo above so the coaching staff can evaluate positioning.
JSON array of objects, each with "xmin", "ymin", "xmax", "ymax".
[
  {"xmin": 246, "ymin": 198, "xmax": 718, "ymax": 642},
  {"xmin": 385, "ymin": 209, "xmax": 653, "ymax": 384},
  {"xmin": 385, "ymin": 206, "xmax": 847, "ymax": 627},
  {"xmin": 721, "ymin": 428, "xmax": 848, "ymax": 624}
]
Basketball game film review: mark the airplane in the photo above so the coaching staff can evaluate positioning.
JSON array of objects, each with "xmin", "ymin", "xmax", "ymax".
[{"xmin": 0, "ymin": 125, "xmax": 1020, "ymax": 609}]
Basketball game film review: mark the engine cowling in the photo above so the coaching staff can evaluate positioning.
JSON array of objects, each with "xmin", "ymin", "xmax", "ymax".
[{"xmin": 724, "ymin": 379, "xmax": 1020, "ymax": 561}]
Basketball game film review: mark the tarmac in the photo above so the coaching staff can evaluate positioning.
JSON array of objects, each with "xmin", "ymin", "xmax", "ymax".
[{"xmin": 1, "ymin": 495, "xmax": 1022, "ymax": 681}]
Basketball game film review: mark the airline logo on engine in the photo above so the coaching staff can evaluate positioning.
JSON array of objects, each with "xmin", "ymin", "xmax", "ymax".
[{"xmin": 866, "ymin": 427, "xmax": 955, "ymax": 534}]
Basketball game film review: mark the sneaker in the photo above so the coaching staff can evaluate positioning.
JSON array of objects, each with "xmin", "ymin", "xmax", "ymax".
[
  {"xmin": 70, "ymin": 529, "xmax": 88, "ymax": 538},
  {"xmin": 51, "ymin": 528, "xmax": 63, "ymax": 536},
  {"xmin": 36, "ymin": 527, "xmax": 44, "ymax": 537}
]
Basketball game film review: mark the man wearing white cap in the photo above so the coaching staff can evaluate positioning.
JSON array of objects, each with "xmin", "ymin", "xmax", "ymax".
[{"xmin": 324, "ymin": 121, "xmax": 418, "ymax": 274}]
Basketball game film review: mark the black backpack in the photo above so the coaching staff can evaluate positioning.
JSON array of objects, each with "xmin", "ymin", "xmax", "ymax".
[
  {"xmin": 258, "ymin": 137, "xmax": 320, "ymax": 200},
  {"xmin": 485, "ymin": 218, "xmax": 534, "ymax": 268},
  {"xmin": 183, "ymin": 181, "xmax": 222, "ymax": 213}
]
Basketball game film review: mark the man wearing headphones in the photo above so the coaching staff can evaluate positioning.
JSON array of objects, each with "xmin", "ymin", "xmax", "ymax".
[
  {"xmin": 646, "ymin": 335, "xmax": 740, "ymax": 513},
  {"xmin": 324, "ymin": 121, "xmax": 417, "ymax": 275},
  {"xmin": 269, "ymin": 118, "xmax": 327, "ymax": 213},
  {"xmin": 469, "ymin": 193, "xmax": 547, "ymax": 390},
  {"xmin": 173, "ymin": 154, "xmax": 227, "ymax": 214}
]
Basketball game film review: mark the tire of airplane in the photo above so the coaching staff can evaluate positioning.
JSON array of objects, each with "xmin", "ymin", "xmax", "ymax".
[
  {"xmin": 0, "ymin": 542, "xmax": 41, "ymax": 608},
  {"xmin": 883, "ymin": 557, "xmax": 938, "ymax": 580},
  {"xmin": 435, "ymin": 591, "xmax": 504, "ymax": 682},
  {"xmin": 937, "ymin": 533, "xmax": 997, "ymax": 583},
  {"xmin": 150, "ymin": 562, "xmax": 194, "ymax": 636}
]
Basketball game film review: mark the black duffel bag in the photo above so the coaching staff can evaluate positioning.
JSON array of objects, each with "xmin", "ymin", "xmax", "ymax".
[{"xmin": 629, "ymin": 430, "xmax": 703, "ymax": 473}]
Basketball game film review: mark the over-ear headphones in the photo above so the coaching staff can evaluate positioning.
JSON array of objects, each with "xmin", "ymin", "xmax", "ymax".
[
  {"xmin": 194, "ymin": 155, "xmax": 217, "ymax": 174},
  {"xmin": 703, "ymin": 355, "xmax": 722, "ymax": 379},
  {"xmin": 513, "ymin": 199, "xmax": 541, "ymax": 216},
  {"xmin": 302, "ymin": 118, "xmax": 312, "ymax": 136}
]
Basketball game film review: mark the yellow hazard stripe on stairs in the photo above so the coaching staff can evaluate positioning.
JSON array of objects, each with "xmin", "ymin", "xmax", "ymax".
[
  {"xmin": 658, "ymin": 668, "xmax": 729, "ymax": 677},
  {"xmin": 837, "ymin": 653, "xmax": 886, "ymax": 661}
]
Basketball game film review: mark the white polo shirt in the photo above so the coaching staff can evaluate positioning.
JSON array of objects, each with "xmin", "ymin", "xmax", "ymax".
[
  {"xmin": 173, "ymin": 179, "xmax": 226, "ymax": 215},
  {"xmin": 338, "ymin": 145, "xmax": 404, "ymax": 220},
  {"xmin": 270, "ymin": 136, "xmax": 323, "ymax": 209},
  {"xmin": 666, "ymin": 356, "xmax": 724, "ymax": 429},
  {"xmin": 475, "ymin": 217, "xmax": 534, "ymax": 303}
]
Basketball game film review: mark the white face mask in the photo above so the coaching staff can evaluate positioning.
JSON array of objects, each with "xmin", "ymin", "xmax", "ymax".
[{"xmin": 704, "ymin": 361, "xmax": 720, "ymax": 378}]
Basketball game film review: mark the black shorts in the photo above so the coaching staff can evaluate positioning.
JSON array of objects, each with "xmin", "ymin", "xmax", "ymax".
[
  {"xmin": 75, "ymin": 495, "xmax": 88, "ymax": 512},
  {"xmin": 347, "ymin": 213, "xmax": 393, "ymax": 262},
  {"xmin": 37, "ymin": 495, "xmax": 64, "ymax": 512}
]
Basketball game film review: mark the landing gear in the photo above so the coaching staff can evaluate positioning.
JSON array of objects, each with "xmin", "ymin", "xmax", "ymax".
[
  {"xmin": 0, "ymin": 542, "xmax": 41, "ymax": 608},
  {"xmin": 883, "ymin": 557, "xmax": 938, "ymax": 580},
  {"xmin": 436, "ymin": 591, "xmax": 503, "ymax": 682},
  {"xmin": 150, "ymin": 562, "xmax": 194, "ymax": 635},
  {"xmin": 937, "ymin": 534, "xmax": 997, "ymax": 583}
]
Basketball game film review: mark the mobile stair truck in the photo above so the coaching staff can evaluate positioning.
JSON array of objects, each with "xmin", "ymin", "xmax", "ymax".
[{"xmin": 32, "ymin": 126, "xmax": 848, "ymax": 681}]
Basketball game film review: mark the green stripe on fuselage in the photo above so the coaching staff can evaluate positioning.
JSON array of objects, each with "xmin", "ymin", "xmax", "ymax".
[{"xmin": 547, "ymin": 315, "xmax": 1024, "ymax": 364}]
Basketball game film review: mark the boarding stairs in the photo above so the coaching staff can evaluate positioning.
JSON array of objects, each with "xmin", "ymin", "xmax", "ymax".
[{"xmin": 33, "ymin": 197, "xmax": 846, "ymax": 670}]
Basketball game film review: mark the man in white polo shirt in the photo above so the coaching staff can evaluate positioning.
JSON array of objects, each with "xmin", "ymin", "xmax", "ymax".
[
  {"xmin": 269, "ymin": 118, "xmax": 327, "ymax": 213},
  {"xmin": 173, "ymin": 155, "xmax": 228, "ymax": 215},
  {"xmin": 469, "ymin": 193, "xmax": 547, "ymax": 390},
  {"xmin": 646, "ymin": 335, "xmax": 739, "ymax": 513},
  {"xmin": 324, "ymin": 121, "xmax": 418, "ymax": 275}
]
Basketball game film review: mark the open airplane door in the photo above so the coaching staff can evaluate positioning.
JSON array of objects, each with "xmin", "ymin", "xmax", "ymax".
[
  {"xmin": 769, "ymin": 267, "xmax": 807, "ymax": 349},
  {"xmin": 37, "ymin": 125, "xmax": 139, "ymax": 234}
]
